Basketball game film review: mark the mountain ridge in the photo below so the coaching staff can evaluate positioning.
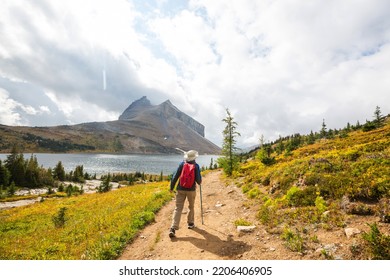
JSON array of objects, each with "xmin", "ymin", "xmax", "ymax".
[
  {"xmin": 0, "ymin": 97, "xmax": 221, "ymax": 154},
  {"xmin": 119, "ymin": 96, "xmax": 205, "ymax": 137}
]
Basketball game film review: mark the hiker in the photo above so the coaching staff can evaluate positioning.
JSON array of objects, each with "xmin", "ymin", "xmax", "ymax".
[{"xmin": 169, "ymin": 150, "xmax": 202, "ymax": 238}]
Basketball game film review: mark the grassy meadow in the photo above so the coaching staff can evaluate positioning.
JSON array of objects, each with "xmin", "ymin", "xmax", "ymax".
[{"xmin": 0, "ymin": 182, "xmax": 172, "ymax": 260}]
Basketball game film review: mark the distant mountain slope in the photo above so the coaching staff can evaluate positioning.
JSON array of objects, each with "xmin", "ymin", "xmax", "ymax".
[{"xmin": 0, "ymin": 97, "xmax": 221, "ymax": 154}]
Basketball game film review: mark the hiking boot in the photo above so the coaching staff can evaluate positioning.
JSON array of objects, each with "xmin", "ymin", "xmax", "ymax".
[
  {"xmin": 169, "ymin": 228, "xmax": 176, "ymax": 238},
  {"xmin": 187, "ymin": 223, "xmax": 195, "ymax": 229}
]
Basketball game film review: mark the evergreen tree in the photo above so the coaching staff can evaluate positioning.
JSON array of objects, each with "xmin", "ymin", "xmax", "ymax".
[
  {"xmin": 5, "ymin": 145, "xmax": 26, "ymax": 187},
  {"xmin": 373, "ymin": 106, "xmax": 384, "ymax": 127},
  {"xmin": 97, "ymin": 174, "xmax": 112, "ymax": 193},
  {"xmin": 275, "ymin": 136, "xmax": 285, "ymax": 155},
  {"xmin": 320, "ymin": 119, "xmax": 327, "ymax": 139},
  {"xmin": 42, "ymin": 167, "xmax": 54, "ymax": 186},
  {"xmin": 7, "ymin": 181, "xmax": 16, "ymax": 196},
  {"xmin": 307, "ymin": 130, "xmax": 316, "ymax": 144},
  {"xmin": 25, "ymin": 155, "xmax": 40, "ymax": 188},
  {"xmin": 355, "ymin": 120, "xmax": 362, "ymax": 130},
  {"xmin": 0, "ymin": 160, "xmax": 11, "ymax": 187},
  {"xmin": 218, "ymin": 108, "xmax": 241, "ymax": 176},
  {"xmin": 257, "ymin": 142, "xmax": 275, "ymax": 165},
  {"xmin": 53, "ymin": 161, "xmax": 66, "ymax": 181},
  {"xmin": 72, "ymin": 165, "xmax": 85, "ymax": 183}
]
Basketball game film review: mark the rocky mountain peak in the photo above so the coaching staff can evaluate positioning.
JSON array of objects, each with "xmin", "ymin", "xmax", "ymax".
[
  {"xmin": 132, "ymin": 96, "xmax": 152, "ymax": 108},
  {"xmin": 118, "ymin": 96, "xmax": 205, "ymax": 137},
  {"xmin": 118, "ymin": 96, "xmax": 152, "ymax": 120}
]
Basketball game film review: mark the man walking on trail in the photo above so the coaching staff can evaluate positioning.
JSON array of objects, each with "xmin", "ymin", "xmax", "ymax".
[{"xmin": 169, "ymin": 150, "xmax": 202, "ymax": 238}]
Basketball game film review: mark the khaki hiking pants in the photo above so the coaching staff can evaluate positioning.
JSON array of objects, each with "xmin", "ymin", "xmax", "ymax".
[{"xmin": 171, "ymin": 190, "xmax": 196, "ymax": 230}]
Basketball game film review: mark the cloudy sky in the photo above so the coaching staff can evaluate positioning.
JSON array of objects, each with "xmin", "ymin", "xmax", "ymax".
[{"xmin": 1, "ymin": 0, "xmax": 389, "ymax": 147}]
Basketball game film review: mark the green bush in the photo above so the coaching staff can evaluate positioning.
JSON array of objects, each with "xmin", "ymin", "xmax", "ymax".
[
  {"xmin": 257, "ymin": 199, "xmax": 278, "ymax": 228},
  {"xmin": 247, "ymin": 187, "xmax": 260, "ymax": 199},
  {"xmin": 281, "ymin": 227, "xmax": 305, "ymax": 253},
  {"xmin": 362, "ymin": 223, "xmax": 390, "ymax": 260},
  {"xmin": 234, "ymin": 218, "xmax": 252, "ymax": 226},
  {"xmin": 52, "ymin": 207, "xmax": 67, "ymax": 228},
  {"xmin": 285, "ymin": 186, "xmax": 317, "ymax": 207},
  {"xmin": 315, "ymin": 196, "xmax": 327, "ymax": 214}
]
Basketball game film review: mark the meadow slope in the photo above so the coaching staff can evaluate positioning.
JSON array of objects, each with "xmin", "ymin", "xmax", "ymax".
[{"xmin": 119, "ymin": 170, "xmax": 389, "ymax": 260}]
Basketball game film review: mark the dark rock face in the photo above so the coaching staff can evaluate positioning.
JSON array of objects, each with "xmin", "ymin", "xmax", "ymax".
[
  {"xmin": 118, "ymin": 96, "xmax": 152, "ymax": 120},
  {"xmin": 119, "ymin": 96, "xmax": 205, "ymax": 137}
]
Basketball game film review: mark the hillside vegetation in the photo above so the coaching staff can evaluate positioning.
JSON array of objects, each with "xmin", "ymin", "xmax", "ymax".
[{"xmin": 234, "ymin": 118, "xmax": 389, "ymax": 259}]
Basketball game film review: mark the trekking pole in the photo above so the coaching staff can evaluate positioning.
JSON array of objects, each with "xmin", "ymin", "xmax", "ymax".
[{"xmin": 199, "ymin": 184, "xmax": 204, "ymax": 225}]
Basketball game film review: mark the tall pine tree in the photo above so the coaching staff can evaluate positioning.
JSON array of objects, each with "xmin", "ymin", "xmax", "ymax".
[{"xmin": 218, "ymin": 108, "xmax": 240, "ymax": 176}]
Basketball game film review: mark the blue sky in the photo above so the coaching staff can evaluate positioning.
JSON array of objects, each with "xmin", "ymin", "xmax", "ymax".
[{"xmin": 1, "ymin": 0, "xmax": 390, "ymax": 147}]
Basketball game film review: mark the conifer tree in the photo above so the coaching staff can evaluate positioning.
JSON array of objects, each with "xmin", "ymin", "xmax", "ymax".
[
  {"xmin": 320, "ymin": 119, "xmax": 327, "ymax": 138},
  {"xmin": 275, "ymin": 136, "xmax": 284, "ymax": 155},
  {"xmin": 5, "ymin": 145, "xmax": 26, "ymax": 187},
  {"xmin": 0, "ymin": 160, "xmax": 11, "ymax": 187},
  {"xmin": 373, "ymin": 106, "xmax": 384, "ymax": 127},
  {"xmin": 218, "ymin": 108, "xmax": 241, "ymax": 176},
  {"xmin": 25, "ymin": 155, "xmax": 40, "ymax": 188},
  {"xmin": 307, "ymin": 130, "xmax": 315, "ymax": 144},
  {"xmin": 53, "ymin": 161, "xmax": 66, "ymax": 181}
]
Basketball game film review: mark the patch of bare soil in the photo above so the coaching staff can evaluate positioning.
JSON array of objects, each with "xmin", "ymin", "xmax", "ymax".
[{"xmin": 118, "ymin": 170, "xmax": 389, "ymax": 260}]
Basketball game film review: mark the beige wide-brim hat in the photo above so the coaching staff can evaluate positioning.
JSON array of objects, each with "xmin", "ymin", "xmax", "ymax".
[{"xmin": 184, "ymin": 150, "xmax": 199, "ymax": 161}]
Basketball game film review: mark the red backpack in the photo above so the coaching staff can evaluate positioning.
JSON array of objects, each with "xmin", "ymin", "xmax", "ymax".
[{"xmin": 180, "ymin": 162, "xmax": 196, "ymax": 188}]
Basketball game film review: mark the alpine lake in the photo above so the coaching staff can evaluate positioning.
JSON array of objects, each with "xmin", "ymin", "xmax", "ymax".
[{"xmin": 0, "ymin": 153, "xmax": 221, "ymax": 177}]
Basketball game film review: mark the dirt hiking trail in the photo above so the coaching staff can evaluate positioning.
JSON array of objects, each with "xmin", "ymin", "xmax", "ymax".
[{"xmin": 118, "ymin": 170, "xmax": 386, "ymax": 260}]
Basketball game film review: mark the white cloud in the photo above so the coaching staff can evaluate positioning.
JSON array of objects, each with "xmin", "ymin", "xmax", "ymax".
[
  {"xmin": 150, "ymin": 10, "xmax": 217, "ymax": 70},
  {"xmin": 1, "ymin": 0, "xmax": 390, "ymax": 147},
  {"xmin": 0, "ymin": 88, "xmax": 23, "ymax": 125},
  {"xmin": 0, "ymin": 87, "xmax": 55, "ymax": 126},
  {"xmin": 149, "ymin": 0, "xmax": 390, "ymax": 144},
  {"xmin": 39, "ymin": 106, "xmax": 51, "ymax": 114}
]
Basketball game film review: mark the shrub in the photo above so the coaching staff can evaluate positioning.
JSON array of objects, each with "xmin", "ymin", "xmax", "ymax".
[
  {"xmin": 281, "ymin": 227, "xmax": 305, "ymax": 253},
  {"xmin": 241, "ymin": 183, "xmax": 252, "ymax": 194},
  {"xmin": 234, "ymin": 218, "xmax": 252, "ymax": 226},
  {"xmin": 52, "ymin": 207, "xmax": 67, "ymax": 228},
  {"xmin": 247, "ymin": 187, "xmax": 260, "ymax": 199},
  {"xmin": 257, "ymin": 199, "xmax": 278, "ymax": 228},
  {"xmin": 362, "ymin": 223, "xmax": 390, "ymax": 260},
  {"xmin": 97, "ymin": 176, "xmax": 112, "ymax": 193},
  {"xmin": 7, "ymin": 182, "xmax": 16, "ymax": 196},
  {"xmin": 315, "ymin": 196, "xmax": 327, "ymax": 214},
  {"xmin": 285, "ymin": 186, "xmax": 317, "ymax": 207}
]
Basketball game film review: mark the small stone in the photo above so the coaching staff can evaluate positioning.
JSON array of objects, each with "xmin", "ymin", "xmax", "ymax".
[
  {"xmin": 215, "ymin": 201, "xmax": 225, "ymax": 207},
  {"xmin": 345, "ymin": 228, "xmax": 361, "ymax": 239},
  {"xmin": 237, "ymin": 225, "xmax": 256, "ymax": 233}
]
